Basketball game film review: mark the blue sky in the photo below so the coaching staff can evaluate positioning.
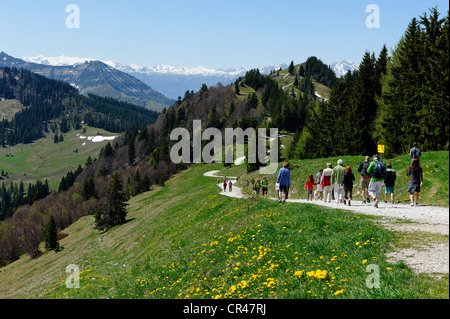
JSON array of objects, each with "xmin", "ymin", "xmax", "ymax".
[{"xmin": 0, "ymin": 0, "xmax": 448, "ymax": 68}]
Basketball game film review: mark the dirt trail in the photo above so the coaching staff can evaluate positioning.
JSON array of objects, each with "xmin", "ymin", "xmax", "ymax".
[{"xmin": 204, "ymin": 170, "xmax": 449, "ymax": 276}]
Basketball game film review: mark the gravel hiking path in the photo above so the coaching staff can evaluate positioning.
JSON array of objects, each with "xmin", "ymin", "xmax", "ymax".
[{"xmin": 204, "ymin": 170, "xmax": 449, "ymax": 276}]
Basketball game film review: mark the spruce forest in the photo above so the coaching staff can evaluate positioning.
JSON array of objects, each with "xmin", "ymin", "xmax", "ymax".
[{"xmin": 0, "ymin": 8, "xmax": 448, "ymax": 269}]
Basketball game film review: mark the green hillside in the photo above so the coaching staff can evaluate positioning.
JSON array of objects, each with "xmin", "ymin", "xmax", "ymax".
[
  {"xmin": 0, "ymin": 125, "xmax": 118, "ymax": 190},
  {"xmin": 271, "ymin": 63, "xmax": 331, "ymax": 101},
  {"xmin": 0, "ymin": 163, "xmax": 446, "ymax": 299}
]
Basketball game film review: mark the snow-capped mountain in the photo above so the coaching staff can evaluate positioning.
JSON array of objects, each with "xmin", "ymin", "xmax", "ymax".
[
  {"xmin": 22, "ymin": 55, "xmax": 96, "ymax": 66},
  {"xmin": 21, "ymin": 53, "xmax": 357, "ymax": 97},
  {"xmin": 22, "ymin": 55, "xmax": 283, "ymax": 77},
  {"xmin": 1, "ymin": 52, "xmax": 174, "ymax": 111},
  {"xmin": 21, "ymin": 55, "xmax": 286, "ymax": 99},
  {"xmin": 329, "ymin": 60, "xmax": 359, "ymax": 78}
]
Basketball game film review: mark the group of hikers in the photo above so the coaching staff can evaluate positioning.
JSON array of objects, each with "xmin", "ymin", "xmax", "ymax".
[
  {"xmin": 307, "ymin": 155, "xmax": 396, "ymax": 208},
  {"xmin": 270, "ymin": 142, "xmax": 423, "ymax": 207},
  {"xmin": 219, "ymin": 142, "xmax": 424, "ymax": 208}
]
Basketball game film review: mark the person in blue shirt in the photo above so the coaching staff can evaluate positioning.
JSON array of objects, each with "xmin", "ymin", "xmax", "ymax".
[{"xmin": 276, "ymin": 162, "xmax": 291, "ymax": 203}]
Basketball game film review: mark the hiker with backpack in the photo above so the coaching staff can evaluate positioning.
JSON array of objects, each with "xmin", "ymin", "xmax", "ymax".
[
  {"xmin": 383, "ymin": 163, "xmax": 397, "ymax": 204},
  {"xmin": 366, "ymin": 155, "xmax": 386, "ymax": 208},
  {"xmin": 357, "ymin": 156, "xmax": 372, "ymax": 204}
]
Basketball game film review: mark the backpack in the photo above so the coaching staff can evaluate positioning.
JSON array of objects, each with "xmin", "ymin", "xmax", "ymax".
[
  {"xmin": 361, "ymin": 162, "xmax": 370, "ymax": 177},
  {"xmin": 372, "ymin": 161, "xmax": 386, "ymax": 179}
]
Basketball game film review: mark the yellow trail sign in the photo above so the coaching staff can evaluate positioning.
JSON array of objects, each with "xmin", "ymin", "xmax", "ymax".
[{"xmin": 377, "ymin": 143, "xmax": 386, "ymax": 154}]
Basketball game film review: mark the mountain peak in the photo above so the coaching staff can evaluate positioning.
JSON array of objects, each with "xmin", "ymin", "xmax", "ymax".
[{"xmin": 329, "ymin": 60, "xmax": 359, "ymax": 78}]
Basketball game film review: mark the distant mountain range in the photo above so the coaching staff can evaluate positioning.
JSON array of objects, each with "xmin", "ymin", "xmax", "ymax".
[
  {"xmin": 0, "ymin": 52, "xmax": 174, "ymax": 112},
  {"xmin": 20, "ymin": 54, "xmax": 289, "ymax": 99},
  {"xmin": 2, "ymin": 51, "xmax": 359, "ymax": 105}
]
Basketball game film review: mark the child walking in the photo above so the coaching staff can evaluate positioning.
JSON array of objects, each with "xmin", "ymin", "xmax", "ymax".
[
  {"xmin": 261, "ymin": 177, "xmax": 269, "ymax": 198},
  {"xmin": 254, "ymin": 180, "xmax": 261, "ymax": 196},
  {"xmin": 383, "ymin": 164, "xmax": 396, "ymax": 204},
  {"xmin": 341, "ymin": 166, "xmax": 355, "ymax": 206},
  {"xmin": 304, "ymin": 174, "xmax": 316, "ymax": 201}
]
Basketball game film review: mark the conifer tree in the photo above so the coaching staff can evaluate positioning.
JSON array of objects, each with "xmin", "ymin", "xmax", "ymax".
[
  {"xmin": 298, "ymin": 65, "xmax": 305, "ymax": 77},
  {"xmin": 94, "ymin": 172, "xmax": 128, "ymax": 230},
  {"xmin": 288, "ymin": 61, "xmax": 295, "ymax": 75},
  {"xmin": 44, "ymin": 215, "xmax": 60, "ymax": 251},
  {"xmin": 82, "ymin": 175, "xmax": 97, "ymax": 201}
]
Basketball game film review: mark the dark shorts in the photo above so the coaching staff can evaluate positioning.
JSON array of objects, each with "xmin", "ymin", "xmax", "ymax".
[
  {"xmin": 280, "ymin": 185, "xmax": 289, "ymax": 197},
  {"xmin": 344, "ymin": 188, "xmax": 353, "ymax": 199},
  {"xmin": 262, "ymin": 187, "xmax": 268, "ymax": 195},
  {"xmin": 408, "ymin": 181, "xmax": 421, "ymax": 193}
]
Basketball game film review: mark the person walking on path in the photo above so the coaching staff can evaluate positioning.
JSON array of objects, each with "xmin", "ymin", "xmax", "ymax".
[
  {"xmin": 315, "ymin": 169, "xmax": 323, "ymax": 201},
  {"xmin": 367, "ymin": 155, "xmax": 386, "ymax": 208},
  {"xmin": 331, "ymin": 159, "xmax": 346, "ymax": 204},
  {"xmin": 383, "ymin": 163, "xmax": 397, "ymax": 204},
  {"xmin": 223, "ymin": 177, "xmax": 228, "ymax": 192},
  {"xmin": 341, "ymin": 166, "xmax": 355, "ymax": 206},
  {"xmin": 254, "ymin": 180, "xmax": 261, "ymax": 196},
  {"xmin": 228, "ymin": 180, "xmax": 233, "ymax": 192},
  {"xmin": 304, "ymin": 174, "xmax": 316, "ymax": 201},
  {"xmin": 275, "ymin": 182, "xmax": 281, "ymax": 201},
  {"xmin": 409, "ymin": 142, "xmax": 421, "ymax": 165},
  {"xmin": 407, "ymin": 158, "xmax": 423, "ymax": 207},
  {"xmin": 261, "ymin": 177, "xmax": 269, "ymax": 198},
  {"xmin": 357, "ymin": 156, "xmax": 372, "ymax": 204},
  {"xmin": 321, "ymin": 163, "xmax": 333, "ymax": 203},
  {"xmin": 276, "ymin": 162, "xmax": 291, "ymax": 203}
]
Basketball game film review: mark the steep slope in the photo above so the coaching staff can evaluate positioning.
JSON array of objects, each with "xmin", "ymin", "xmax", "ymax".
[
  {"xmin": 0, "ymin": 163, "xmax": 445, "ymax": 299},
  {"xmin": 0, "ymin": 52, "xmax": 174, "ymax": 111}
]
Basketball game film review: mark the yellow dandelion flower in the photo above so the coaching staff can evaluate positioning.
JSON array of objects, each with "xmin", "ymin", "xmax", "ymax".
[
  {"xmin": 294, "ymin": 270, "xmax": 304, "ymax": 277},
  {"xmin": 333, "ymin": 289, "xmax": 345, "ymax": 296}
]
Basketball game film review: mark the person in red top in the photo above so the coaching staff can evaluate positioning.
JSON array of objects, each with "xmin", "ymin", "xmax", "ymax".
[
  {"xmin": 321, "ymin": 163, "xmax": 333, "ymax": 202},
  {"xmin": 304, "ymin": 174, "xmax": 317, "ymax": 201},
  {"xmin": 223, "ymin": 177, "xmax": 228, "ymax": 192}
]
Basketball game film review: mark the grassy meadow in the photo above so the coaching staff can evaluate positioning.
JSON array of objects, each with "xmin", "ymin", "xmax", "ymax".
[
  {"xmin": 0, "ymin": 125, "xmax": 119, "ymax": 190},
  {"xmin": 1, "ymin": 162, "xmax": 447, "ymax": 299}
]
